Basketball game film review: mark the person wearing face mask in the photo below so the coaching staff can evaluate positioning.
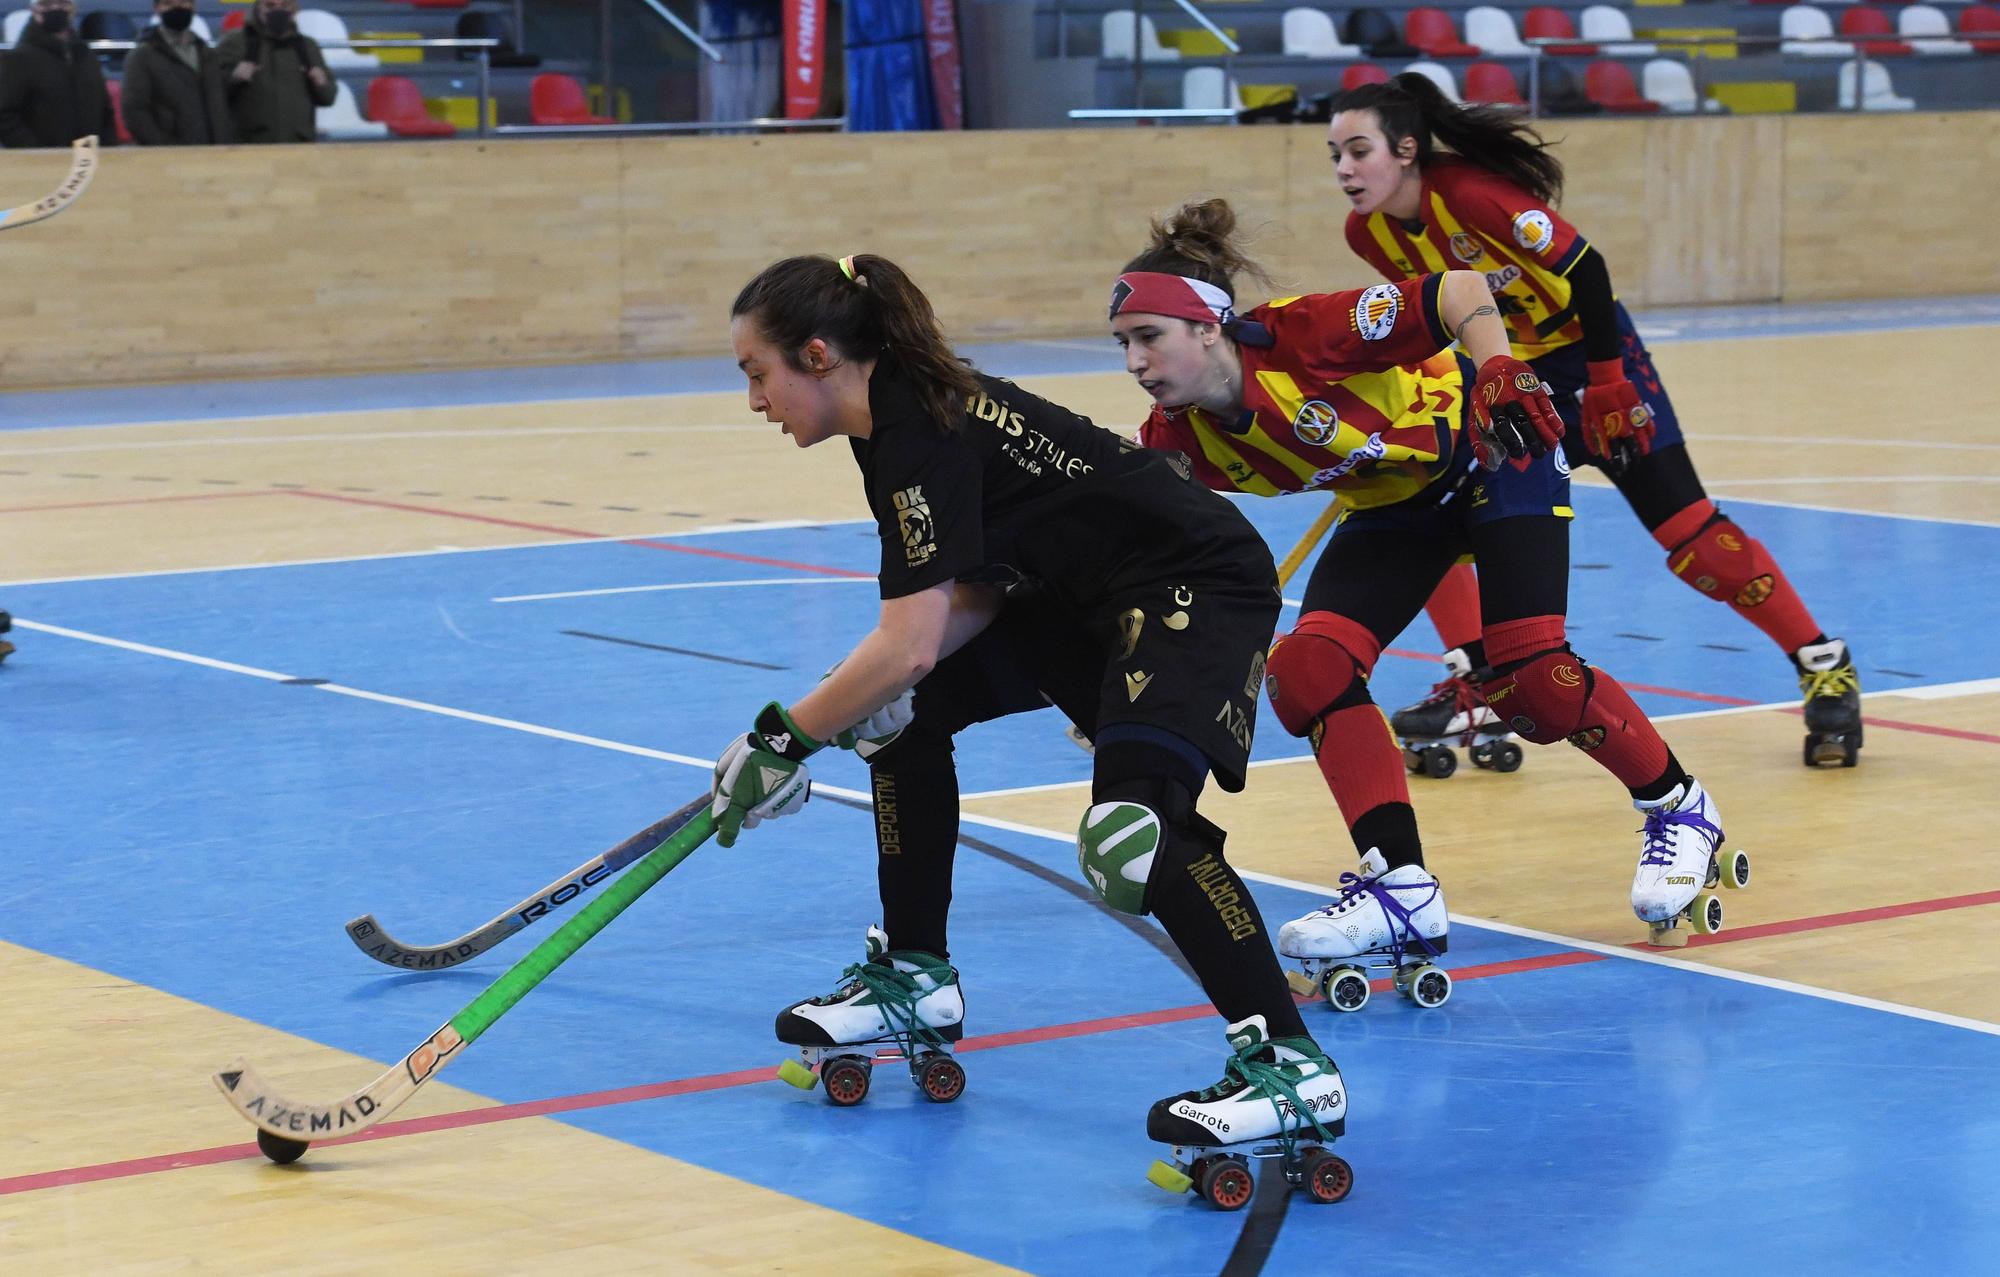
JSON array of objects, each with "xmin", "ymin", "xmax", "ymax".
[
  {"xmin": 1115, "ymin": 198, "xmax": 1742, "ymax": 964},
  {"xmin": 121, "ymin": 0, "xmax": 237, "ymax": 144},
  {"xmin": 1332, "ymin": 74, "xmax": 1861, "ymax": 771},
  {"xmin": 0, "ymin": 0, "xmax": 118, "ymax": 149},
  {"xmin": 212, "ymin": 0, "xmax": 335, "ymax": 143}
]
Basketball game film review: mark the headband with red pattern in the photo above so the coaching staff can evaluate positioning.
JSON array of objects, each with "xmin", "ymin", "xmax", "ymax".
[{"xmin": 1107, "ymin": 271, "xmax": 1235, "ymax": 325}]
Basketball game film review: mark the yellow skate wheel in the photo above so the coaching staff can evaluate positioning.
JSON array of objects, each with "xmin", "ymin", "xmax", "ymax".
[
  {"xmin": 1404, "ymin": 964, "xmax": 1452, "ymax": 1009},
  {"xmin": 1722, "ymin": 850, "xmax": 1751, "ymax": 890},
  {"xmin": 776, "ymin": 1058, "xmax": 818, "ymax": 1091},
  {"xmin": 1692, "ymin": 891, "xmax": 1724, "ymax": 936},
  {"xmin": 1148, "ymin": 1159, "xmax": 1193, "ymax": 1194}
]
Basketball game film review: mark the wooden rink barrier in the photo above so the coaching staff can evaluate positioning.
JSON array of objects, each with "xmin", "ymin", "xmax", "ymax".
[{"xmin": 0, "ymin": 113, "xmax": 1995, "ymax": 389}]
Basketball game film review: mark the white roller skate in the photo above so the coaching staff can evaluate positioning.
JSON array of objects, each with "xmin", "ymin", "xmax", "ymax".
[
  {"xmin": 1796, "ymin": 637, "xmax": 1863, "ymax": 769},
  {"xmin": 774, "ymin": 926, "xmax": 967, "ymax": 1106},
  {"xmin": 1277, "ymin": 849, "xmax": 1451, "ymax": 1012},
  {"xmin": 1392, "ymin": 647, "xmax": 1523, "ymax": 779},
  {"xmin": 1631, "ymin": 778, "xmax": 1751, "ymax": 948},
  {"xmin": 1146, "ymin": 1014, "xmax": 1352, "ymax": 1211}
]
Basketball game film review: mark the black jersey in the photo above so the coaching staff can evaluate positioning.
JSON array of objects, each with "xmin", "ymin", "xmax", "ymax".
[{"xmin": 851, "ymin": 362, "xmax": 1270, "ymax": 611}]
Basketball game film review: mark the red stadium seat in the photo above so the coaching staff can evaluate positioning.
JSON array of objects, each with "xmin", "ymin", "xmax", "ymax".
[
  {"xmin": 1463, "ymin": 60, "xmax": 1526, "ymax": 103},
  {"xmin": 1406, "ymin": 6, "xmax": 1481, "ymax": 56},
  {"xmin": 220, "ymin": 8, "xmax": 243, "ymax": 31},
  {"xmin": 530, "ymin": 73, "xmax": 617, "ymax": 125},
  {"xmin": 106, "ymin": 78, "xmax": 134, "ymax": 144},
  {"xmin": 1962, "ymin": 4, "xmax": 2000, "ymax": 51},
  {"xmin": 1842, "ymin": 6, "xmax": 1916, "ymax": 54},
  {"xmin": 1584, "ymin": 59, "xmax": 1660, "ymax": 112},
  {"xmin": 366, "ymin": 76, "xmax": 457, "ymax": 136},
  {"xmin": 1522, "ymin": 7, "xmax": 1596, "ymax": 55},
  {"xmin": 1342, "ymin": 62, "xmax": 1392, "ymax": 90}
]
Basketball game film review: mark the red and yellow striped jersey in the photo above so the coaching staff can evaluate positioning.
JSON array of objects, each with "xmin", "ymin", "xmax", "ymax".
[
  {"xmin": 1136, "ymin": 275, "xmax": 1465, "ymax": 512},
  {"xmin": 1345, "ymin": 158, "xmax": 1590, "ymax": 360}
]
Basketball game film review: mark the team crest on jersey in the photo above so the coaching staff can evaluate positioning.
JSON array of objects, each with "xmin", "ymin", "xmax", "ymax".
[
  {"xmin": 1449, "ymin": 233, "xmax": 1485, "ymax": 264},
  {"xmin": 1352, "ymin": 284, "xmax": 1400, "ymax": 341},
  {"xmin": 1554, "ymin": 445, "xmax": 1571, "ymax": 477},
  {"xmin": 1512, "ymin": 210, "xmax": 1556, "ymax": 255},
  {"xmin": 892, "ymin": 484, "xmax": 936, "ymax": 568},
  {"xmin": 1293, "ymin": 400, "xmax": 1339, "ymax": 446}
]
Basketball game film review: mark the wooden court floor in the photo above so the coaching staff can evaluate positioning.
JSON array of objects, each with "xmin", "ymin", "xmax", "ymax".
[{"xmin": 2, "ymin": 323, "xmax": 1997, "ymax": 1271}]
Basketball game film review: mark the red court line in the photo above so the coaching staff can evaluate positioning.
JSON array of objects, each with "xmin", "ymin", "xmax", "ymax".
[
  {"xmin": 15, "ymin": 887, "xmax": 1994, "ymax": 1201},
  {"xmin": 286, "ymin": 490, "xmax": 870, "ymax": 578},
  {"xmin": 0, "ymin": 490, "xmax": 280, "ymax": 515}
]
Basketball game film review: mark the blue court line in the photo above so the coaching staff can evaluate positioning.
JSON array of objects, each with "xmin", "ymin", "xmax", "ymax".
[{"xmin": 3, "ymin": 294, "xmax": 1994, "ymax": 432}]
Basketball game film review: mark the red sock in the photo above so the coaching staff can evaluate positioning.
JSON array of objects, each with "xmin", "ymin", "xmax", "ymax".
[
  {"xmin": 1314, "ymin": 703, "xmax": 1411, "ymax": 828},
  {"xmin": 1424, "ymin": 562, "xmax": 1483, "ymax": 652},
  {"xmin": 1653, "ymin": 500, "xmax": 1822, "ymax": 655}
]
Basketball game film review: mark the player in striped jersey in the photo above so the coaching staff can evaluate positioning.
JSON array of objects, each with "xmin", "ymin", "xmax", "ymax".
[
  {"xmin": 1331, "ymin": 73, "xmax": 1861, "ymax": 770},
  {"xmin": 1112, "ymin": 198, "xmax": 1732, "ymax": 957}
]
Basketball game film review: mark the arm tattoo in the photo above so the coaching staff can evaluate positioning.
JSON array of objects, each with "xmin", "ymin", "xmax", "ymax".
[{"xmin": 1452, "ymin": 304, "xmax": 1499, "ymax": 344}]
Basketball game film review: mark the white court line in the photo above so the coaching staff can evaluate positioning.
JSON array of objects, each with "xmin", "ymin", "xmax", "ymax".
[
  {"xmin": 0, "ymin": 517, "xmax": 874, "ymax": 590},
  {"xmin": 1691, "ymin": 432, "xmax": 2000, "ymax": 454},
  {"xmin": 494, "ymin": 576, "xmax": 877, "ymax": 604},
  {"xmin": 20, "ymin": 617, "xmax": 1997, "ymax": 1039},
  {"xmin": 0, "ymin": 423, "xmax": 765, "ymax": 457},
  {"xmin": 1704, "ymin": 475, "xmax": 2000, "ymax": 488}
]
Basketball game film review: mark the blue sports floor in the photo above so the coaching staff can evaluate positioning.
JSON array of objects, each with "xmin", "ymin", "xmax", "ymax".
[{"xmin": 5, "ymin": 309, "xmax": 2000, "ymax": 1273}]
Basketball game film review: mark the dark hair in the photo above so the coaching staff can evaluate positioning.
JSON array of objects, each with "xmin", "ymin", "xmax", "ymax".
[
  {"xmin": 1333, "ymin": 74, "xmax": 1564, "ymax": 204},
  {"xmin": 731, "ymin": 254, "xmax": 978, "ymax": 435},
  {"xmin": 1120, "ymin": 198, "xmax": 1274, "ymax": 308}
]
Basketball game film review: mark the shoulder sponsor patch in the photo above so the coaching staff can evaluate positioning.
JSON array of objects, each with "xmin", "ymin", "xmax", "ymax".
[
  {"xmin": 1352, "ymin": 283, "xmax": 1400, "ymax": 342},
  {"xmin": 1293, "ymin": 399, "xmax": 1339, "ymax": 446},
  {"xmin": 1511, "ymin": 209, "xmax": 1556, "ymax": 255},
  {"xmin": 891, "ymin": 484, "xmax": 936, "ymax": 568},
  {"xmin": 1449, "ymin": 232, "xmax": 1485, "ymax": 265}
]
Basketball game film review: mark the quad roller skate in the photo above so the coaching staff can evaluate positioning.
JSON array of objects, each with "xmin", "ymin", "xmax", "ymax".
[
  {"xmin": 1278, "ymin": 849, "xmax": 1450, "ymax": 1012},
  {"xmin": 1391, "ymin": 647, "xmax": 1522, "ymax": 780},
  {"xmin": 1796, "ymin": 638, "xmax": 1862, "ymax": 768},
  {"xmin": 774, "ymin": 926, "xmax": 966, "ymax": 1106},
  {"xmin": 1631, "ymin": 778, "xmax": 1751, "ymax": 948},
  {"xmin": 1146, "ymin": 1015, "xmax": 1352, "ymax": 1211}
]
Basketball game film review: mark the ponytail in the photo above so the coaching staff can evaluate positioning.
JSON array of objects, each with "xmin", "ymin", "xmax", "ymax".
[
  {"xmin": 731, "ymin": 253, "xmax": 978, "ymax": 434},
  {"xmin": 1334, "ymin": 73, "xmax": 1564, "ymax": 203},
  {"xmin": 1120, "ymin": 197, "xmax": 1274, "ymax": 306}
]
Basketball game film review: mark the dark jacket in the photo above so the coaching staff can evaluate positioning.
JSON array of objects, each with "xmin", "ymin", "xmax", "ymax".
[
  {"xmin": 0, "ymin": 20, "xmax": 118, "ymax": 149},
  {"xmin": 121, "ymin": 26, "xmax": 236, "ymax": 145},
  {"xmin": 213, "ymin": 16, "xmax": 336, "ymax": 143}
]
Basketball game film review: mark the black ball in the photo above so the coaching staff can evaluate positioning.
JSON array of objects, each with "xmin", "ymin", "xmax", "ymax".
[{"xmin": 257, "ymin": 1129, "xmax": 309, "ymax": 1165}]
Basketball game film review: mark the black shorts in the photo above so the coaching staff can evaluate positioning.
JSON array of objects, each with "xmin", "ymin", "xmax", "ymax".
[{"xmin": 907, "ymin": 551, "xmax": 1280, "ymax": 794}]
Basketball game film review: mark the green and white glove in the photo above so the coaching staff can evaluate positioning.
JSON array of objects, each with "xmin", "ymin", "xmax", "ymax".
[
  {"xmin": 711, "ymin": 702, "xmax": 820, "ymax": 848},
  {"xmin": 821, "ymin": 664, "xmax": 916, "ymax": 761}
]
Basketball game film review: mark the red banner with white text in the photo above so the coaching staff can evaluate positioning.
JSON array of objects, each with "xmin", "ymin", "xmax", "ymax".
[
  {"xmin": 923, "ymin": 0, "xmax": 963, "ymax": 130},
  {"xmin": 784, "ymin": 0, "xmax": 825, "ymax": 119}
]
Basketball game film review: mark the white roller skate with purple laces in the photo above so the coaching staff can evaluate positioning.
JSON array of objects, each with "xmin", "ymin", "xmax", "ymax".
[
  {"xmin": 1631, "ymin": 778, "xmax": 1751, "ymax": 947},
  {"xmin": 1277, "ymin": 849, "xmax": 1451, "ymax": 1012}
]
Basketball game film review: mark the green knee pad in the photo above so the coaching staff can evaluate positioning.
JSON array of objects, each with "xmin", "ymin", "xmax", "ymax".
[{"xmin": 1077, "ymin": 800, "xmax": 1162, "ymax": 916}]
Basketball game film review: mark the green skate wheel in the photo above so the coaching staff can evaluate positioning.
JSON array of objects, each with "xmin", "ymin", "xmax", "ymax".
[
  {"xmin": 1147, "ymin": 1159, "xmax": 1193, "ymax": 1194},
  {"xmin": 1722, "ymin": 850, "xmax": 1750, "ymax": 890},
  {"xmin": 1199, "ymin": 1156, "xmax": 1254, "ymax": 1211},
  {"xmin": 777, "ymin": 1058, "xmax": 818, "ymax": 1091},
  {"xmin": 821, "ymin": 1057, "xmax": 872, "ymax": 1107},
  {"xmin": 1296, "ymin": 1147, "xmax": 1353, "ymax": 1204},
  {"xmin": 1691, "ymin": 891, "xmax": 1723, "ymax": 937}
]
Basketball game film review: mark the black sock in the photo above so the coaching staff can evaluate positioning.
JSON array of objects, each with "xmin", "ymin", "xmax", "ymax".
[
  {"xmin": 870, "ymin": 748, "xmax": 958, "ymax": 960},
  {"xmin": 1351, "ymin": 803, "xmax": 1424, "ymax": 871},
  {"xmin": 1459, "ymin": 638, "xmax": 1488, "ymax": 671},
  {"xmin": 1148, "ymin": 817, "xmax": 1309, "ymax": 1041}
]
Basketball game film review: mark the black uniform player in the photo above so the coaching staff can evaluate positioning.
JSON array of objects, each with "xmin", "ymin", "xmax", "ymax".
[{"xmin": 712, "ymin": 253, "xmax": 1350, "ymax": 1205}]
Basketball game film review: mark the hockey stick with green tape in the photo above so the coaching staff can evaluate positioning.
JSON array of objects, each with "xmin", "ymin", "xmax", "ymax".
[{"xmin": 216, "ymin": 798, "xmax": 716, "ymax": 1164}]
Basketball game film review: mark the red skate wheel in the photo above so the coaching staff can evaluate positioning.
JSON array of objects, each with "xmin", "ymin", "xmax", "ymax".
[
  {"xmin": 821, "ymin": 1057, "xmax": 872, "ymax": 1107},
  {"xmin": 918, "ymin": 1054, "xmax": 965, "ymax": 1103},
  {"xmin": 1200, "ymin": 1157, "xmax": 1254, "ymax": 1211},
  {"xmin": 1298, "ymin": 1148, "xmax": 1353, "ymax": 1204}
]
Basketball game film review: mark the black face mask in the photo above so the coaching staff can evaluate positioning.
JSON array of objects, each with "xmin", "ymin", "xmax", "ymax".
[
  {"xmin": 262, "ymin": 10, "xmax": 292, "ymax": 35},
  {"xmin": 39, "ymin": 9, "xmax": 72, "ymax": 33},
  {"xmin": 160, "ymin": 7, "xmax": 194, "ymax": 30}
]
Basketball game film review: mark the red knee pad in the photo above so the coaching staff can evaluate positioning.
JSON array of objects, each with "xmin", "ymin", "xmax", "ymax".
[
  {"xmin": 1264, "ymin": 611, "xmax": 1381, "ymax": 738},
  {"xmin": 1482, "ymin": 647, "xmax": 1593, "ymax": 746},
  {"xmin": 1661, "ymin": 509, "xmax": 1780, "ymax": 610}
]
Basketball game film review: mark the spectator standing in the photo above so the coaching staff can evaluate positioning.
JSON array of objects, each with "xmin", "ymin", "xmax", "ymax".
[
  {"xmin": 0, "ymin": 0, "xmax": 118, "ymax": 149},
  {"xmin": 214, "ymin": 0, "xmax": 335, "ymax": 143},
  {"xmin": 122, "ymin": 0, "xmax": 236, "ymax": 144}
]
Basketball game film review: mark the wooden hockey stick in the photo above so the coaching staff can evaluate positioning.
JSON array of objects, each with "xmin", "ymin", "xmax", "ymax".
[
  {"xmin": 344, "ymin": 795, "xmax": 709, "ymax": 969},
  {"xmin": 216, "ymin": 800, "xmax": 716, "ymax": 1163},
  {"xmin": 1275, "ymin": 500, "xmax": 1339, "ymax": 589},
  {"xmin": 0, "ymin": 136, "xmax": 98, "ymax": 232}
]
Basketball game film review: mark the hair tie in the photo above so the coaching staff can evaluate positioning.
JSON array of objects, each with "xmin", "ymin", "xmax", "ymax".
[{"xmin": 838, "ymin": 255, "xmax": 858, "ymax": 282}]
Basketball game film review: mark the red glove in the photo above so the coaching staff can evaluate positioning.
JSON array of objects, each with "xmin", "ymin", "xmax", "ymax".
[
  {"xmin": 1469, "ymin": 355, "xmax": 1564, "ymax": 473},
  {"xmin": 1580, "ymin": 358, "xmax": 1656, "ymax": 465}
]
